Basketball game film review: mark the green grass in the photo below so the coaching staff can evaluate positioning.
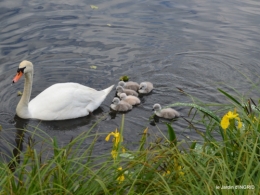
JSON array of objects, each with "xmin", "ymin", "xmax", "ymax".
[{"xmin": 0, "ymin": 89, "xmax": 260, "ymax": 195}]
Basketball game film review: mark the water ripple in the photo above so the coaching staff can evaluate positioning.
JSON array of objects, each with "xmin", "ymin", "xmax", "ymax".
[{"xmin": 1, "ymin": 0, "xmax": 260, "ymax": 156}]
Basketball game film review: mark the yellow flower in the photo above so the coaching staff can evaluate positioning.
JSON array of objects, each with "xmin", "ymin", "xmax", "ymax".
[
  {"xmin": 179, "ymin": 171, "xmax": 185, "ymax": 176},
  {"xmin": 105, "ymin": 128, "xmax": 122, "ymax": 146},
  {"xmin": 174, "ymin": 158, "xmax": 184, "ymax": 177},
  {"xmin": 237, "ymin": 118, "xmax": 242, "ymax": 129},
  {"xmin": 162, "ymin": 170, "xmax": 171, "ymax": 176},
  {"xmin": 220, "ymin": 109, "xmax": 242, "ymax": 130},
  {"xmin": 111, "ymin": 150, "xmax": 118, "ymax": 160},
  {"xmin": 221, "ymin": 114, "xmax": 230, "ymax": 130},
  {"xmin": 117, "ymin": 167, "xmax": 125, "ymax": 184}
]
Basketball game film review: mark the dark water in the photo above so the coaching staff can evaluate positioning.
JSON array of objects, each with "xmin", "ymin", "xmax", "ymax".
[{"xmin": 1, "ymin": 0, "xmax": 260, "ymax": 160}]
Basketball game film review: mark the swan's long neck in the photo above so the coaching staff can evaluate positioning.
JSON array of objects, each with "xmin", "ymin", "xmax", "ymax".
[{"xmin": 16, "ymin": 71, "xmax": 33, "ymax": 118}]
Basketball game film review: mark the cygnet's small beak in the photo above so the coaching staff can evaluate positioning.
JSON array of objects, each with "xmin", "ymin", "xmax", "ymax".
[
  {"xmin": 12, "ymin": 72, "xmax": 23, "ymax": 83},
  {"xmin": 152, "ymin": 108, "xmax": 154, "ymax": 111}
]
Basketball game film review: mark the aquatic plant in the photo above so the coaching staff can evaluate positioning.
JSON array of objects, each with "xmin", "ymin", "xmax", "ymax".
[
  {"xmin": 119, "ymin": 75, "xmax": 129, "ymax": 82},
  {"xmin": 0, "ymin": 88, "xmax": 259, "ymax": 194}
]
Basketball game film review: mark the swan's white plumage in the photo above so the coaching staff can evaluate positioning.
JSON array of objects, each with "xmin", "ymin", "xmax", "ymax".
[
  {"xmin": 28, "ymin": 83, "xmax": 113, "ymax": 120},
  {"xmin": 13, "ymin": 61, "xmax": 114, "ymax": 120}
]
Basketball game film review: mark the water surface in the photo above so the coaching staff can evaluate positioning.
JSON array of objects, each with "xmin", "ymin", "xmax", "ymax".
[{"xmin": 1, "ymin": 0, "xmax": 260, "ymax": 160}]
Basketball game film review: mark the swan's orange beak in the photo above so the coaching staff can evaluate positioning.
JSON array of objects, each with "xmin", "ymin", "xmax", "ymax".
[{"xmin": 12, "ymin": 72, "xmax": 23, "ymax": 83}]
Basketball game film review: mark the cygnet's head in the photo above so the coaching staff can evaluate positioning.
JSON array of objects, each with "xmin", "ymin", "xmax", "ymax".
[
  {"xmin": 119, "ymin": 93, "xmax": 127, "ymax": 100},
  {"xmin": 112, "ymin": 97, "xmax": 120, "ymax": 105},
  {"xmin": 139, "ymin": 82, "xmax": 147, "ymax": 90},
  {"xmin": 13, "ymin": 60, "xmax": 34, "ymax": 83},
  {"xmin": 153, "ymin": 103, "xmax": 162, "ymax": 111},
  {"xmin": 116, "ymin": 86, "xmax": 124, "ymax": 92},
  {"xmin": 118, "ymin": 81, "xmax": 126, "ymax": 87}
]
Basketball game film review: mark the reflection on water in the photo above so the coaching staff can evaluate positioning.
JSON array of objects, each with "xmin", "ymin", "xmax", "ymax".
[
  {"xmin": 7, "ymin": 116, "xmax": 28, "ymax": 171},
  {"xmin": 1, "ymin": 0, "xmax": 260, "ymax": 160}
]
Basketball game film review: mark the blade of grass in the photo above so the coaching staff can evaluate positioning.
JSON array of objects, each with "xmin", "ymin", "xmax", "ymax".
[
  {"xmin": 165, "ymin": 123, "xmax": 177, "ymax": 146},
  {"xmin": 218, "ymin": 88, "xmax": 243, "ymax": 107}
]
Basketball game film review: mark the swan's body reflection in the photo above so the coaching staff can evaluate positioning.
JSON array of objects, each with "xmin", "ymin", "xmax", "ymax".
[
  {"xmin": 8, "ymin": 116, "xmax": 28, "ymax": 171},
  {"xmin": 5, "ymin": 106, "xmax": 106, "ymax": 171}
]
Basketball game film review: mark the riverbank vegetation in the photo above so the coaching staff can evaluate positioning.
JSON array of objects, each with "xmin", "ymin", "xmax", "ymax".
[{"xmin": 0, "ymin": 89, "xmax": 259, "ymax": 194}]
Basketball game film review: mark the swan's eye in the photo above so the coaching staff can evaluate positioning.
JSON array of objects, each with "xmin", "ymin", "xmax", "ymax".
[{"xmin": 17, "ymin": 67, "xmax": 26, "ymax": 73}]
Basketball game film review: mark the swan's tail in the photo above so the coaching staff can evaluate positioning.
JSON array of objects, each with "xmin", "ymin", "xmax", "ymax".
[
  {"xmin": 102, "ymin": 85, "xmax": 114, "ymax": 95},
  {"xmin": 87, "ymin": 85, "xmax": 114, "ymax": 112}
]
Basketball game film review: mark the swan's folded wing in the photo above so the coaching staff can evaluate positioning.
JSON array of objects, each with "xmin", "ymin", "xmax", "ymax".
[
  {"xmin": 161, "ymin": 108, "xmax": 178, "ymax": 119},
  {"xmin": 28, "ymin": 83, "xmax": 106, "ymax": 120}
]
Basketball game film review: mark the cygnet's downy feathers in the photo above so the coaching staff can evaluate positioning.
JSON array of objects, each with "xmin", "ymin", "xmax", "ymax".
[
  {"xmin": 138, "ymin": 82, "xmax": 153, "ymax": 94},
  {"xmin": 118, "ymin": 81, "xmax": 140, "ymax": 91},
  {"xmin": 116, "ymin": 86, "xmax": 138, "ymax": 97},
  {"xmin": 119, "ymin": 93, "xmax": 140, "ymax": 105},
  {"xmin": 110, "ymin": 97, "xmax": 132, "ymax": 111},
  {"xmin": 153, "ymin": 103, "xmax": 180, "ymax": 119}
]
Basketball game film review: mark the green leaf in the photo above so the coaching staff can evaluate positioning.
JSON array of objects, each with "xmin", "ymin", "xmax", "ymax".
[
  {"xmin": 190, "ymin": 141, "xmax": 197, "ymax": 150},
  {"xmin": 166, "ymin": 123, "xmax": 177, "ymax": 146},
  {"xmin": 119, "ymin": 153, "xmax": 134, "ymax": 159},
  {"xmin": 95, "ymin": 179, "xmax": 109, "ymax": 194},
  {"xmin": 90, "ymin": 5, "xmax": 98, "ymax": 9},
  {"xmin": 119, "ymin": 75, "xmax": 129, "ymax": 81},
  {"xmin": 73, "ymin": 181, "xmax": 80, "ymax": 192},
  {"xmin": 218, "ymin": 88, "xmax": 242, "ymax": 107},
  {"xmin": 52, "ymin": 137, "xmax": 60, "ymax": 159}
]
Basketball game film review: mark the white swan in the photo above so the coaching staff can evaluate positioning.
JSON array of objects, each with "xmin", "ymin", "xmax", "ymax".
[
  {"xmin": 116, "ymin": 86, "xmax": 138, "ymax": 97},
  {"xmin": 138, "ymin": 82, "xmax": 153, "ymax": 94},
  {"xmin": 12, "ymin": 60, "xmax": 114, "ymax": 120},
  {"xmin": 110, "ymin": 97, "xmax": 132, "ymax": 111},
  {"xmin": 118, "ymin": 81, "xmax": 140, "ymax": 91},
  {"xmin": 119, "ymin": 93, "xmax": 140, "ymax": 106},
  {"xmin": 153, "ymin": 104, "xmax": 180, "ymax": 119}
]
